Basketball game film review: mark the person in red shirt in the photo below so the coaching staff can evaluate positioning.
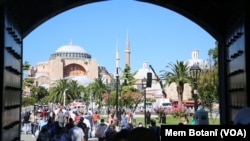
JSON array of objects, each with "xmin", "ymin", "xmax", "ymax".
[
  {"xmin": 74, "ymin": 112, "xmax": 80, "ymax": 123},
  {"xmin": 40, "ymin": 109, "xmax": 47, "ymax": 117}
]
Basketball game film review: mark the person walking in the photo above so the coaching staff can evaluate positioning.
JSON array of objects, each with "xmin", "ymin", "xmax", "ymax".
[
  {"xmin": 22, "ymin": 111, "xmax": 31, "ymax": 134},
  {"xmin": 146, "ymin": 111, "xmax": 151, "ymax": 126},
  {"xmin": 120, "ymin": 112, "xmax": 128, "ymax": 129},
  {"xmin": 92, "ymin": 111, "xmax": 99, "ymax": 127},
  {"xmin": 57, "ymin": 109, "xmax": 65, "ymax": 127},
  {"xmin": 65, "ymin": 118, "xmax": 74, "ymax": 129},
  {"xmin": 77, "ymin": 117, "xmax": 88, "ymax": 141},
  {"xmin": 68, "ymin": 121, "xmax": 85, "ymax": 141},
  {"xmin": 83, "ymin": 116, "xmax": 91, "ymax": 141},
  {"xmin": 95, "ymin": 119, "xmax": 108, "ymax": 141},
  {"xmin": 30, "ymin": 110, "xmax": 38, "ymax": 137},
  {"xmin": 86, "ymin": 112, "xmax": 93, "ymax": 137}
]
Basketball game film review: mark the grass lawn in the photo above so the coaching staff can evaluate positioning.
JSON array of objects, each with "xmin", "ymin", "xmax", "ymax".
[
  {"xmin": 135, "ymin": 116, "xmax": 220, "ymax": 126},
  {"xmin": 100, "ymin": 115, "xmax": 220, "ymax": 126}
]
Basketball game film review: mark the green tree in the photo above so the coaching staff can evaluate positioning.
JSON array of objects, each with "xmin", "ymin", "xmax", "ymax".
[
  {"xmin": 208, "ymin": 41, "xmax": 218, "ymax": 68},
  {"xmin": 48, "ymin": 79, "xmax": 85, "ymax": 105},
  {"xmin": 22, "ymin": 61, "xmax": 31, "ymax": 71},
  {"xmin": 91, "ymin": 77, "xmax": 107, "ymax": 111},
  {"xmin": 102, "ymin": 77, "xmax": 118, "ymax": 111},
  {"xmin": 48, "ymin": 79, "xmax": 69, "ymax": 104},
  {"xmin": 23, "ymin": 77, "xmax": 35, "ymax": 88},
  {"xmin": 198, "ymin": 69, "xmax": 218, "ymax": 115},
  {"xmin": 83, "ymin": 85, "xmax": 93, "ymax": 109},
  {"xmin": 30, "ymin": 86, "xmax": 49, "ymax": 103},
  {"xmin": 22, "ymin": 61, "xmax": 31, "ymax": 78},
  {"xmin": 120, "ymin": 64, "xmax": 142, "ymax": 112},
  {"xmin": 198, "ymin": 42, "xmax": 219, "ymax": 113},
  {"xmin": 68, "ymin": 80, "xmax": 84, "ymax": 100},
  {"xmin": 22, "ymin": 96, "xmax": 36, "ymax": 107},
  {"xmin": 160, "ymin": 61, "xmax": 191, "ymax": 106},
  {"xmin": 22, "ymin": 61, "xmax": 33, "ymax": 91}
]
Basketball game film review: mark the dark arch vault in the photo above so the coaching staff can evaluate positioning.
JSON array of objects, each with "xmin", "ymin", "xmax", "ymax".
[{"xmin": 0, "ymin": 0, "xmax": 249, "ymax": 140}]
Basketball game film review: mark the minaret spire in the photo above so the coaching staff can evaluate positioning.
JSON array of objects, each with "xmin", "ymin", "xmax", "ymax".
[
  {"xmin": 116, "ymin": 40, "xmax": 120, "ymax": 71},
  {"xmin": 125, "ymin": 29, "xmax": 131, "ymax": 66}
]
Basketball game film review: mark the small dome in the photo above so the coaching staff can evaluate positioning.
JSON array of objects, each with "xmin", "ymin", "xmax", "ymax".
[
  {"xmin": 186, "ymin": 58, "xmax": 204, "ymax": 66},
  {"xmin": 134, "ymin": 62, "xmax": 156, "ymax": 80},
  {"xmin": 71, "ymin": 76, "xmax": 93, "ymax": 86},
  {"xmin": 55, "ymin": 41, "xmax": 86, "ymax": 53}
]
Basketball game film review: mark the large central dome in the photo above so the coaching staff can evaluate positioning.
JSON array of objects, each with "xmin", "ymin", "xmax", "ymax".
[
  {"xmin": 50, "ymin": 41, "xmax": 91, "ymax": 59},
  {"xmin": 55, "ymin": 41, "xmax": 86, "ymax": 53}
]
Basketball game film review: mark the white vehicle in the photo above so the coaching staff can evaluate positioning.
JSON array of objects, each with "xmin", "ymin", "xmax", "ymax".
[
  {"xmin": 155, "ymin": 98, "xmax": 172, "ymax": 109},
  {"xmin": 137, "ymin": 102, "xmax": 153, "ymax": 112}
]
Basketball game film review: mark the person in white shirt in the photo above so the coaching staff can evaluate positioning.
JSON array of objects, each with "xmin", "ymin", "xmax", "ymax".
[
  {"xmin": 83, "ymin": 116, "xmax": 91, "ymax": 140},
  {"xmin": 70, "ymin": 111, "xmax": 76, "ymax": 122}
]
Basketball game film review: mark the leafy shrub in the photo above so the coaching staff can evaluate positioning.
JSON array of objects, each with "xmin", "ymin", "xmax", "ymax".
[
  {"xmin": 154, "ymin": 106, "xmax": 172, "ymax": 117},
  {"xmin": 171, "ymin": 107, "xmax": 187, "ymax": 118}
]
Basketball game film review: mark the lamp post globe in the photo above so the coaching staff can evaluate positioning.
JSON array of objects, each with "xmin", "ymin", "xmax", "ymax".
[{"xmin": 141, "ymin": 78, "xmax": 147, "ymax": 126}]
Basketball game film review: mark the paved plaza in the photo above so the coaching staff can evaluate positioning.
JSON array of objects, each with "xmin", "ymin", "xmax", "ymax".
[{"xmin": 20, "ymin": 133, "xmax": 36, "ymax": 141}]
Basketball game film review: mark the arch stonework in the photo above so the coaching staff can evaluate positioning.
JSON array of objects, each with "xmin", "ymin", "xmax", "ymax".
[
  {"xmin": 64, "ymin": 63, "xmax": 87, "ymax": 77},
  {"xmin": 0, "ymin": 0, "xmax": 248, "ymax": 140}
]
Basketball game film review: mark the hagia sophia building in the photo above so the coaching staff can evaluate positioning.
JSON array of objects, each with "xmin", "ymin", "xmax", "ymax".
[
  {"xmin": 26, "ymin": 40, "xmax": 110, "ymax": 91},
  {"xmin": 26, "ymin": 34, "xmax": 211, "ymax": 103}
]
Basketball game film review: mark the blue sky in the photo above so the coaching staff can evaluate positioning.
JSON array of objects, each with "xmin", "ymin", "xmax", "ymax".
[{"xmin": 23, "ymin": 0, "xmax": 216, "ymax": 75}]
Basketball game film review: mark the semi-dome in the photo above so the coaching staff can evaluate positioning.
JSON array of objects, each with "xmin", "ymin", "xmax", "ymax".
[
  {"xmin": 71, "ymin": 76, "xmax": 94, "ymax": 86},
  {"xmin": 55, "ymin": 41, "xmax": 86, "ymax": 53}
]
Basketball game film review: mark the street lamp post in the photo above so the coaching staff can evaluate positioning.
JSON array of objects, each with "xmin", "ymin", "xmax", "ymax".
[
  {"xmin": 107, "ymin": 89, "xmax": 111, "ymax": 117},
  {"xmin": 141, "ymin": 78, "xmax": 147, "ymax": 127},
  {"xmin": 90, "ymin": 89, "xmax": 94, "ymax": 114},
  {"xmin": 190, "ymin": 63, "xmax": 201, "ymax": 112},
  {"xmin": 63, "ymin": 89, "xmax": 68, "ymax": 107},
  {"xmin": 115, "ymin": 71, "xmax": 119, "ymax": 121},
  {"xmin": 105, "ymin": 80, "xmax": 111, "ymax": 117},
  {"xmin": 115, "ymin": 45, "xmax": 120, "ymax": 123},
  {"xmin": 81, "ymin": 92, "xmax": 84, "ymax": 102}
]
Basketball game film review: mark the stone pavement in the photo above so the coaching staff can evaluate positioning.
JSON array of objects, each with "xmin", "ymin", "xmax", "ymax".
[{"xmin": 20, "ymin": 133, "xmax": 36, "ymax": 141}]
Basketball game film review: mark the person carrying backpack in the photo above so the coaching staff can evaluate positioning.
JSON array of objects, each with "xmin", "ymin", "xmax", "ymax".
[{"xmin": 95, "ymin": 119, "xmax": 108, "ymax": 141}]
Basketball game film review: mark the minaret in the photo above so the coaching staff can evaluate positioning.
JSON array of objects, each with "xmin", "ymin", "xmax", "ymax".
[
  {"xmin": 116, "ymin": 41, "xmax": 120, "ymax": 74},
  {"xmin": 125, "ymin": 30, "xmax": 131, "ymax": 66}
]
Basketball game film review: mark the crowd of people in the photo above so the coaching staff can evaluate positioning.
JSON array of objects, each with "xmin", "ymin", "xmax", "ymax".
[
  {"xmin": 21, "ymin": 105, "xmax": 161, "ymax": 141},
  {"xmin": 95, "ymin": 110, "xmax": 161, "ymax": 141},
  {"xmin": 22, "ymin": 105, "xmax": 98, "ymax": 141}
]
